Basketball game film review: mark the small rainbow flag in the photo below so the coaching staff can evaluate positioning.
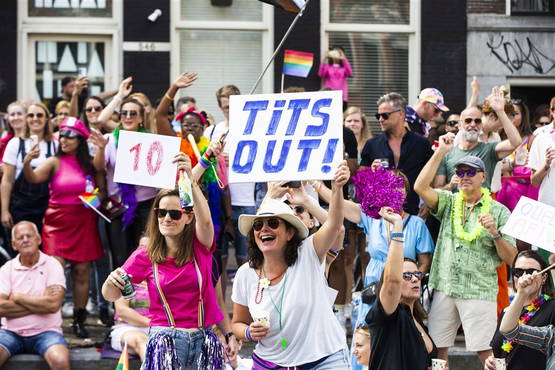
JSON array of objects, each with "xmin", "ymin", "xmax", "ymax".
[
  {"xmin": 115, "ymin": 341, "xmax": 129, "ymax": 370},
  {"xmin": 258, "ymin": 0, "xmax": 306, "ymax": 13},
  {"xmin": 79, "ymin": 189, "xmax": 102, "ymax": 209},
  {"xmin": 283, "ymin": 49, "xmax": 314, "ymax": 78}
]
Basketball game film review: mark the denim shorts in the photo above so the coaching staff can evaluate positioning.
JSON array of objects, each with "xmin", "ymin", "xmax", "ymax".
[
  {"xmin": 141, "ymin": 327, "xmax": 205, "ymax": 370},
  {"xmin": 0, "ymin": 329, "xmax": 67, "ymax": 357},
  {"xmin": 221, "ymin": 205, "xmax": 255, "ymax": 259}
]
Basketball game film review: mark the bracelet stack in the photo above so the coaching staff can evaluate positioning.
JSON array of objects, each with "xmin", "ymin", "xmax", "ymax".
[
  {"xmin": 199, "ymin": 151, "xmax": 215, "ymax": 169},
  {"xmin": 390, "ymin": 232, "xmax": 404, "ymax": 243},
  {"xmin": 245, "ymin": 326, "xmax": 253, "ymax": 341}
]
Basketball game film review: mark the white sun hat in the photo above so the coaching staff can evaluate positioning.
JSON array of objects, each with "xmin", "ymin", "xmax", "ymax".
[{"xmin": 238, "ymin": 198, "xmax": 309, "ymax": 239}]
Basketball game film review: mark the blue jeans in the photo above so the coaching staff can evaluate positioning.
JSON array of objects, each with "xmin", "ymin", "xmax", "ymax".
[
  {"xmin": 141, "ymin": 327, "xmax": 205, "ymax": 370},
  {"xmin": 311, "ymin": 348, "xmax": 351, "ymax": 369},
  {"xmin": 222, "ymin": 205, "xmax": 255, "ymax": 260},
  {"xmin": 0, "ymin": 330, "xmax": 67, "ymax": 357}
]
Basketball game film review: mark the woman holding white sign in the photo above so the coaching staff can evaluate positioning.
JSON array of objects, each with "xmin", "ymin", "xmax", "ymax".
[
  {"xmin": 231, "ymin": 161, "xmax": 351, "ymax": 369},
  {"xmin": 22, "ymin": 117, "xmax": 103, "ymax": 339},
  {"xmin": 93, "ymin": 77, "xmax": 158, "ymax": 269}
]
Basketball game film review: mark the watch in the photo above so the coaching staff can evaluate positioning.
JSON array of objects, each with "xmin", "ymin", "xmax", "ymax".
[{"xmin": 224, "ymin": 332, "xmax": 235, "ymax": 344}]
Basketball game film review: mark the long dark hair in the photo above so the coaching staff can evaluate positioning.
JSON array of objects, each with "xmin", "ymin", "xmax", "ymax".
[
  {"xmin": 56, "ymin": 136, "xmax": 94, "ymax": 174},
  {"xmin": 82, "ymin": 96, "xmax": 106, "ymax": 129},
  {"xmin": 246, "ymin": 220, "xmax": 303, "ymax": 269},
  {"xmin": 513, "ymin": 250, "xmax": 554, "ymax": 297},
  {"xmin": 500, "ymin": 100, "xmax": 533, "ymax": 140}
]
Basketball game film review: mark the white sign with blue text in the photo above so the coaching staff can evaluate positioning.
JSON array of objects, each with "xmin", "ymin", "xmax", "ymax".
[{"xmin": 227, "ymin": 90, "xmax": 344, "ymax": 183}]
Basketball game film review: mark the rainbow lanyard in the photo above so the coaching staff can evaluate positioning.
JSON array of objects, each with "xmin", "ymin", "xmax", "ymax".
[{"xmin": 153, "ymin": 258, "xmax": 204, "ymax": 328}]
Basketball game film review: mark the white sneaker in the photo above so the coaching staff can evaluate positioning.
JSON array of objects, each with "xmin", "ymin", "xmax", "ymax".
[
  {"xmin": 86, "ymin": 298, "xmax": 99, "ymax": 315},
  {"xmin": 62, "ymin": 301, "xmax": 74, "ymax": 318}
]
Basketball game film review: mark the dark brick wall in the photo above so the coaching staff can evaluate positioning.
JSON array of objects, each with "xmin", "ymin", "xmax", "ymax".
[
  {"xmin": 467, "ymin": 0, "xmax": 505, "ymax": 14},
  {"xmin": 273, "ymin": 3, "xmax": 321, "ymax": 93},
  {"xmin": 0, "ymin": 0, "xmax": 17, "ymax": 109},
  {"xmin": 421, "ymin": 0, "xmax": 468, "ymax": 114},
  {"xmin": 123, "ymin": 52, "xmax": 170, "ymax": 104}
]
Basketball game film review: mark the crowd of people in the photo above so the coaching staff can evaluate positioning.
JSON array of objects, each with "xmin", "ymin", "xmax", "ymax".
[{"xmin": 0, "ymin": 65, "xmax": 554, "ymax": 370}]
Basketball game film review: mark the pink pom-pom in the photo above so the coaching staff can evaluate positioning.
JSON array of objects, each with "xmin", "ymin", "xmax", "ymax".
[{"xmin": 352, "ymin": 167, "xmax": 406, "ymax": 219}]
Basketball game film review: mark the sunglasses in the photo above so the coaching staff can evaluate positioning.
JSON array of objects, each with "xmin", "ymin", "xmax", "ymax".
[
  {"xmin": 513, "ymin": 268, "xmax": 540, "ymax": 278},
  {"xmin": 464, "ymin": 118, "xmax": 482, "ymax": 124},
  {"xmin": 455, "ymin": 168, "xmax": 483, "ymax": 178},
  {"xmin": 85, "ymin": 106, "xmax": 102, "ymax": 113},
  {"xmin": 59, "ymin": 129, "xmax": 79, "ymax": 139},
  {"xmin": 375, "ymin": 110, "xmax": 400, "ymax": 121},
  {"xmin": 447, "ymin": 120, "xmax": 458, "ymax": 126},
  {"xmin": 550, "ymin": 106, "xmax": 555, "ymax": 111},
  {"xmin": 292, "ymin": 205, "xmax": 305, "ymax": 214},
  {"xmin": 253, "ymin": 217, "xmax": 282, "ymax": 231},
  {"xmin": 120, "ymin": 110, "xmax": 139, "ymax": 118},
  {"xmin": 433, "ymin": 106, "xmax": 442, "ymax": 114},
  {"xmin": 402, "ymin": 271, "xmax": 425, "ymax": 281},
  {"xmin": 155, "ymin": 208, "xmax": 188, "ymax": 220},
  {"xmin": 538, "ymin": 120, "xmax": 550, "ymax": 126},
  {"xmin": 27, "ymin": 112, "xmax": 45, "ymax": 119},
  {"xmin": 57, "ymin": 112, "xmax": 69, "ymax": 117}
]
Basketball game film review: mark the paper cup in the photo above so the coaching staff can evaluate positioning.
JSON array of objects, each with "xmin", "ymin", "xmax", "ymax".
[
  {"xmin": 431, "ymin": 359, "xmax": 447, "ymax": 370},
  {"xmin": 251, "ymin": 310, "xmax": 270, "ymax": 327},
  {"xmin": 495, "ymin": 358, "xmax": 506, "ymax": 370}
]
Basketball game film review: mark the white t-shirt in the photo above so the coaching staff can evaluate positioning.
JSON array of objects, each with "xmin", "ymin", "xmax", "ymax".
[
  {"xmin": 528, "ymin": 130, "xmax": 555, "ymax": 207},
  {"xmin": 533, "ymin": 122, "xmax": 554, "ymax": 137},
  {"xmin": 205, "ymin": 121, "xmax": 255, "ymax": 207},
  {"xmin": 231, "ymin": 236, "xmax": 346, "ymax": 366},
  {"xmin": 3, "ymin": 138, "xmax": 58, "ymax": 178}
]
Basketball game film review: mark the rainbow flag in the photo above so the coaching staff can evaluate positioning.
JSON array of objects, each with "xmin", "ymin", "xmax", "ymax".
[
  {"xmin": 258, "ymin": 0, "xmax": 306, "ymax": 13},
  {"xmin": 283, "ymin": 49, "xmax": 313, "ymax": 78},
  {"xmin": 115, "ymin": 342, "xmax": 129, "ymax": 370},
  {"xmin": 79, "ymin": 190, "xmax": 102, "ymax": 209}
]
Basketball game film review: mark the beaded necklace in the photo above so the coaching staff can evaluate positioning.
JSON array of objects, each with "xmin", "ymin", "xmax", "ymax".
[
  {"xmin": 452, "ymin": 188, "xmax": 492, "ymax": 242},
  {"xmin": 501, "ymin": 294, "xmax": 550, "ymax": 353},
  {"xmin": 268, "ymin": 270, "xmax": 289, "ymax": 350},
  {"xmin": 254, "ymin": 266, "xmax": 287, "ymax": 304}
]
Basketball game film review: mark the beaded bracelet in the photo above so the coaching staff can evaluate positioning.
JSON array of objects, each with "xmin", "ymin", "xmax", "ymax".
[
  {"xmin": 245, "ymin": 326, "xmax": 253, "ymax": 341},
  {"xmin": 327, "ymin": 249, "xmax": 339, "ymax": 258}
]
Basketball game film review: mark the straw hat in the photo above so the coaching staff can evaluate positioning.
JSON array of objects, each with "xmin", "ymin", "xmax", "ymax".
[{"xmin": 238, "ymin": 199, "xmax": 309, "ymax": 239}]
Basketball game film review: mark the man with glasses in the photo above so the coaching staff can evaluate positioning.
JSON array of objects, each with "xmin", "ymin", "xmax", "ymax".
[
  {"xmin": 360, "ymin": 92, "xmax": 433, "ymax": 215},
  {"xmin": 405, "ymin": 88, "xmax": 450, "ymax": 137},
  {"xmin": 433, "ymin": 88, "xmax": 522, "ymax": 191},
  {"xmin": 444, "ymin": 114, "xmax": 460, "ymax": 135},
  {"xmin": 533, "ymin": 96, "xmax": 555, "ymax": 137},
  {"xmin": 415, "ymin": 140, "xmax": 517, "ymax": 367}
]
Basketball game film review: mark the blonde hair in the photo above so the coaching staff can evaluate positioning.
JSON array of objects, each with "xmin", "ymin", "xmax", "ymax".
[
  {"xmin": 344, "ymin": 106, "xmax": 372, "ymax": 152},
  {"xmin": 129, "ymin": 92, "xmax": 156, "ymax": 133},
  {"xmin": 23, "ymin": 103, "xmax": 53, "ymax": 141},
  {"xmin": 482, "ymin": 86, "xmax": 515, "ymax": 115},
  {"xmin": 54, "ymin": 100, "xmax": 70, "ymax": 114},
  {"xmin": 355, "ymin": 324, "xmax": 371, "ymax": 338}
]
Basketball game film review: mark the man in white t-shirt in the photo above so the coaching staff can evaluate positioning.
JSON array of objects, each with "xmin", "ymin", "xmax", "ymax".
[
  {"xmin": 204, "ymin": 85, "xmax": 255, "ymax": 275},
  {"xmin": 533, "ymin": 97, "xmax": 555, "ymax": 137},
  {"xmin": 529, "ymin": 129, "xmax": 555, "ymax": 208}
]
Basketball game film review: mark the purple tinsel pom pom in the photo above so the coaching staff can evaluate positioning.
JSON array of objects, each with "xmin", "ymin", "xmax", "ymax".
[
  {"xmin": 142, "ymin": 332, "xmax": 181, "ymax": 370},
  {"xmin": 198, "ymin": 329, "xmax": 226, "ymax": 369},
  {"xmin": 352, "ymin": 167, "xmax": 406, "ymax": 219}
]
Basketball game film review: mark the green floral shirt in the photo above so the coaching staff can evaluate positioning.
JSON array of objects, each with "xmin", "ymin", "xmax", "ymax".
[{"xmin": 429, "ymin": 190, "xmax": 516, "ymax": 302}]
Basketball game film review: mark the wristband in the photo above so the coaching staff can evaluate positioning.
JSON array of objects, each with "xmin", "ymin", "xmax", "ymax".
[
  {"xmin": 199, "ymin": 156, "xmax": 211, "ymax": 169},
  {"xmin": 327, "ymin": 249, "xmax": 339, "ymax": 258},
  {"xmin": 391, "ymin": 238, "xmax": 404, "ymax": 243},
  {"xmin": 245, "ymin": 326, "xmax": 253, "ymax": 341},
  {"xmin": 390, "ymin": 232, "xmax": 404, "ymax": 239},
  {"xmin": 492, "ymin": 233, "xmax": 502, "ymax": 241},
  {"xmin": 202, "ymin": 151, "xmax": 216, "ymax": 163},
  {"xmin": 164, "ymin": 94, "xmax": 174, "ymax": 101}
]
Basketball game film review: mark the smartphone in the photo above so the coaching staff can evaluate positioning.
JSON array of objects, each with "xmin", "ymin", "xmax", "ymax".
[{"xmin": 284, "ymin": 181, "xmax": 301, "ymax": 188}]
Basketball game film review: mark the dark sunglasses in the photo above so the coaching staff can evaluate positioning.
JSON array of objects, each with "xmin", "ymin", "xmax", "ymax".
[
  {"xmin": 455, "ymin": 168, "xmax": 483, "ymax": 178},
  {"xmin": 253, "ymin": 217, "xmax": 282, "ymax": 231},
  {"xmin": 513, "ymin": 268, "xmax": 540, "ymax": 278},
  {"xmin": 292, "ymin": 205, "xmax": 305, "ymax": 214},
  {"xmin": 85, "ymin": 106, "xmax": 102, "ymax": 112},
  {"xmin": 27, "ymin": 112, "xmax": 45, "ymax": 119},
  {"xmin": 120, "ymin": 110, "xmax": 139, "ymax": 118},
  {"xmin": 375, "ymin": 110, "xmax": 400, "ymax": 121},
  {"xmin": 59, "ymin": 129, "xmax": 79, "ymax": 139},
  {"xmin": 538, "ymin": 120, "xmax": 551, "ymax": 126},
  {"xmin": 464, "ymin": 118, "xmax": 482, "ymax": 124},
  {"xmin": 447, "ymin": 120, "xmax": 458, "ymax": 126},
  {"xmin": 433, "ymin": 106, "xmax": 442, "ymax": 114},
  {"xmin": 402, "ymin": 271, "xmax": 425, "ymax": 281},
  {"xmin": 155, "ymin": 208, "xmax": 188, "ymax": 220},
  {"xmin": 551, "ymin": 106, "xmax": 555, "ymax": 111}
]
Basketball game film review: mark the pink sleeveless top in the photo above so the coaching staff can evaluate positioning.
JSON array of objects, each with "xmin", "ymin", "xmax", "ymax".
[{"xmin": 50, "ymin": 155, "xmax": 94, "ymax": 205}]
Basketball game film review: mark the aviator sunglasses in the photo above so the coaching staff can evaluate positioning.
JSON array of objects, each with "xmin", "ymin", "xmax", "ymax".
[
  {"xmin": 155, "ymin": 208, "xmax": 188, "ymax": 220},
  {"xmin": 253, "ymin": 217, "xmax": 282, "ymax": 231},
  {"xmin": 464, "ymin": 118, "xmax": 482, "ymax": 124}
]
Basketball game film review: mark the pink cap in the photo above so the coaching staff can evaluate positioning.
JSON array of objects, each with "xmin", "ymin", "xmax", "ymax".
[
  {"xmin": 418, "ymin": 88, "xmax": 449, "ymax": 112},
  {"xmin": 60, "ymin": 117, "xmax": 90, "ymax": 139}
]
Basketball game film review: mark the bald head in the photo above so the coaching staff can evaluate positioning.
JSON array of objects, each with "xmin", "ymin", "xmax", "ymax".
[{"xmin": 460, "ymin": 106, "xmax": 481, "ymax": 119}]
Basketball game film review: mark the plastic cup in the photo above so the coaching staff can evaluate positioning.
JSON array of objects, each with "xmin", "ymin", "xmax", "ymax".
[
  {"xmin": 431, "ymin": 359, "xmax": 447, "ymax": 370},
  {"xmin": 251, "ymin": 310, "xmax": 270, "ymax": 327},
  {"xmin": 495, "ymin": 358, "xmax": 506, "ymax": 370}
]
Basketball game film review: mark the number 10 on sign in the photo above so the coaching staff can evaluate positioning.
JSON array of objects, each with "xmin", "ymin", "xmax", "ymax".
[{"xmin": 113, "ymin": 131, "xmax": 181, "ymax": 189}]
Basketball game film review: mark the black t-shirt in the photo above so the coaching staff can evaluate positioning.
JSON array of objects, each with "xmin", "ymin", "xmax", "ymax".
[
  {"xmin": 343, "ymin": 126, "xmax": 358, "ymax": 160},
  {"xmin": 366, "ymin": 296, "xmax": 437, "ymax": 370},
  {"xmin": 359, "ymin": 130, "xmax": 433, "ymax": 215},
  {"xmin": 491, "ymin": 298, "xmax": 555, "ymax": 370}
]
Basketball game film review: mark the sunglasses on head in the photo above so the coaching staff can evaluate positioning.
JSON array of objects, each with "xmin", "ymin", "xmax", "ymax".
[
  {"xmin": 447, "ymin": 120, "xmax": 458, "ymax": 126},
  {"xmin": 253, "ymin": 217, "xmax": 282, "ymax": 232},
  {"xmin": 120, "ymin": 110, "xmax": 138, "ymax": 118},
  {"xmin": 464, "ymin": 118, "xmax": 482, "ymax": 124},
  {"xmin": 513, "ymin": 268, "xmax": 540, "ymax": 278},
  {"xmin": 27, "ymin": 112, "xmax": 45, "ymax": 119},
  {"xmin": 85, "ymin": 106, "xmax": 102, "ymax": 113},
  {"xmin": 455, "ymin": 168, "xmax": 483, "ymax": 178},
  {"xmin": 155, "ymin": 208, "xmax": 188, "ymax": 220},
  {"xmin": 375, "ymin": 110, "xmax": 400, "ymax": 121},
  {"xmin": 402, "ymin": 271, "xmax": 425, "ymax": 281}
]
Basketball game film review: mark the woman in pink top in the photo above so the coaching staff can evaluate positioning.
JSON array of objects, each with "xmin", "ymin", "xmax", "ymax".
[
  {"xmin": 22, "ymin": 117, "xmax": 103, "ymax": 339},
  {"xmin": 102, "ymin": 148, "xmax": 225, "ymax": 369},
  {"xmin": 318, "ymin": 47, "xmax": 353, "ymax": 111}
]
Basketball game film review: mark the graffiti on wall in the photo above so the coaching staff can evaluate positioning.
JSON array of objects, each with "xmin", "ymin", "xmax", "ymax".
[{"xmin": 486, "ymin": 35, "xmax": 555, "ymax": 75}]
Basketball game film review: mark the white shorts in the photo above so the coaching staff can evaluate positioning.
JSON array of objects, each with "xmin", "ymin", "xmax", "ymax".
[
  {"xmin": 428, "ymin": 290, "xmax": 497, "ymax": 352},
  {"xmin": 110, "ymin": 323, "xmax": 149, "ymax": 351}
]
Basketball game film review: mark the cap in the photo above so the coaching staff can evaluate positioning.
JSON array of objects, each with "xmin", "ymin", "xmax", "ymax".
[
  {"xmin": 418, "ymin": 88, "xmax": 449, "ymax": 112},
  {"xmin": 59, "ymin": 117, "xmax": 90, "ymax": 139},
  {"xmin": 455, "ymin": 156, "xmax": 485, "ymax": 171}
]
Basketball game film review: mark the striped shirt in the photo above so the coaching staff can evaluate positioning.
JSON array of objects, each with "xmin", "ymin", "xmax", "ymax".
[{"xmin": 502, "ymin": 324, "xmax": 555, "ymax": 370}]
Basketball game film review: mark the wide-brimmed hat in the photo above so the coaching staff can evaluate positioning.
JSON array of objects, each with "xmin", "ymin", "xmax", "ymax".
[{"xmin": 238, "ymin": 198, "xmax": 309, "ymax": 239}]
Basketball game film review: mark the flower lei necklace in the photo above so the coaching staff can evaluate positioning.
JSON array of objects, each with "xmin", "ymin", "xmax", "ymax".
[
  {"xmin": 254, "ymin": 265, "xmax": 287, "ymax": 304},
  {"xmin": 502, "ymin": 294, "xmax": 550, "ymax": 353},
  {"xmin": 452, "ymin": 188, "xmax": 492, "ymax": 242}
]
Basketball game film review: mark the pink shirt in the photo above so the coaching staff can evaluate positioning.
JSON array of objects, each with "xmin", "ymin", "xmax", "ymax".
[
  {"xmin": 50, "ymin": 155, "xmax": 93, "ymax": 205},
  {"xmin": 122, "ymin": 234, "xmax": 223, "ymax": 328},
  {"xmin": 0, "ymin": 252, "xmax": 66, "ymax": 336},
  {"xmin": 318, "ymin": 59, "xmax": 353, "ymax": 101}
]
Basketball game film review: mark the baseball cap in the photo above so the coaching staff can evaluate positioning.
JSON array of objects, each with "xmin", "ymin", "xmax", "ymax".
[
  {"xmin": 418, "ymin": 88, "xmax": 449, "ymax": 112},
  {"xmin": 455, "ymin": 156, "xmax": 485, "ymax": 171},
  {"xmin": 59, "ymin": 117, "xmax": 90, "ymax": 139}
]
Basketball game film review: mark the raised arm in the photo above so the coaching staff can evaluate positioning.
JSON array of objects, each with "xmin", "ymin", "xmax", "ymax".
[
  {"xmin": 69, "ymin": 76, "xmax": 88, "ymax": 118},
  {"xmin": 313, "ymin": 180, "xmax": 362, "ymax": 224},
  {"xmin": 312, "ymin": 161, "xmax": 349, "ymax": 262},
  {"xmin": 155, "ymin": 72, "xmax": 198, "ymax": 137},
  {"xmin": 11, "ymin": 285, "xmax": 65, "ymax": 314},
  {"xmin": 465, "ymin": 76, "xmax": 480, "ymax": 110},
  {"xmin": 414, "ymin": 133, "xmax": 454, "ymax": 211},
  {"xmin": 23, "ymin": 153, "xmax": 57, "ymax": 184},
  {"xmin": 97, "ymin": 77, "xmax": 133, "ymax": 126},
  {"xmin": 531, "ymin": 147, "xmax": 554, "ymax": 187},
  {"xmin": 489, "ymin": 87, "xmax": 522, "ymax": 158},
  {"xmin": 377, "ymin": 207, "xmax": 404, "ymax": 315}
]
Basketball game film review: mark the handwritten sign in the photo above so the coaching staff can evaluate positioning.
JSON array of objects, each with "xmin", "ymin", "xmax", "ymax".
[
  {"xmin": 113, "ymin": 131, "xmax": 181, "ymax": 189},
  {"xmin": 227, "ymin": 90, "xmax": 343, "ymax": 183},
  {"xmin": 502, "ymin": 196, "xmax": 555, "ymax": 253}
]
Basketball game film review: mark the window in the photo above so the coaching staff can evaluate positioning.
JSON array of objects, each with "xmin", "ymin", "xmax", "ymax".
[
  {"xmin": 330, "ymin": 0, "xmax": 410, "ymax": 24},
  {"xmin": 29, "ymin": 0, "xmax": 112, "ymax": 17},
  {"xmin": 181, "ymin": 0, "xmax": 262, "ymax": 22},
  {"xmin": 512, "ymin": 0, "xmax": 555, "ymax": 14}
]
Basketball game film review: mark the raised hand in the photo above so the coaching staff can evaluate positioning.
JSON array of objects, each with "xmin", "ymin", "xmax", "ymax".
[
  {"xmin": 379, "ymin": 206, "xmax": 402, "ymax": 224},
  {"xmin": 89, "ymin": 128, "xmax": 108, "ymax": 150},
  {"xmin": 333, "ymin": 160, "xmax": 350, "ymax": 187},
  {"xmin": 266, "ymin": 181, "xmax": 289, "ymax": 200},
  {"xmin": 488, "ymin": 86, "xmax": 506, "ymax": 114},
  {"xmin": 471, "ymin": 76, "xmax": 479, "ymax": 93},
  {"xmin": 173, "ymin": 152, "xmax": 192, "ymax": 177},
  {"xmin": 73, "ymin": 76, "xmax": 89, "ymax": 96},
  {"xmin": 437, "ymin": 133, "xmax": 455, "ymax": 153},
  {"xmin": 517, "ymin": 272, "xmax": 542, "ymax": 297},
  {"xmin": 173, "ymin": 72, "xmax": 198, "ymax": 89},
  {"xmin": 117, "ymin": 76, "xmax": 133, "ymax": 99}
]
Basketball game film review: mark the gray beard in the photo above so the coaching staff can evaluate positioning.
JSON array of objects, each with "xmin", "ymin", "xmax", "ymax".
[{"xmin": 462, "ymin": 129, "xmax": 479, "ymax": 142}]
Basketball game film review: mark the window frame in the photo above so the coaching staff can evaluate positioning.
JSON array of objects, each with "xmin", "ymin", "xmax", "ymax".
[{"xmin": 508, "ymin": 0, "xmax": 555, "ymax": 15}]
